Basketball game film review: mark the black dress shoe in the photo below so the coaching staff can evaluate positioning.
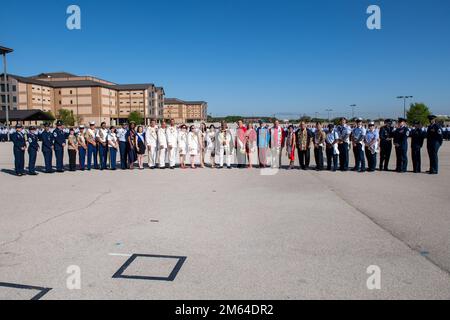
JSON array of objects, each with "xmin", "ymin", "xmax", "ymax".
[{"xmin": 29, "ymin": 172, "xmax": 38, "ymax": 176}]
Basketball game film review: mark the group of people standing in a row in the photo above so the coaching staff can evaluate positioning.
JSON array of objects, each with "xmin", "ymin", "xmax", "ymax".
[{"xmin": 8, "ymin": 115, "xmax": 445, "ymax": 176}]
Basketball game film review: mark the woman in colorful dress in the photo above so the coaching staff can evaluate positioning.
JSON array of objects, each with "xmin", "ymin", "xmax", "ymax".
[
  {"xmin": 178, "ymin": 124, "xmax": 188, "ymax": 169},
  {"xmin": 285, "ymin": 125, "xmax": 297, "ymax": 170},
  {"xmin": 245, "ymin": 123, "xmax": 257, "ymax": 169}
]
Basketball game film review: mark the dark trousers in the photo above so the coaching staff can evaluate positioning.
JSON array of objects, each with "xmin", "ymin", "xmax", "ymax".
[
  {"xmin": 28, "ymin": 150, "xmax": 37, "ymax": 174},
  {"xmin": 338, "ymin": 143, "xmax": 349, "ymax": 171},
  {"xmin": 326, "ymin": 147, "xmax": 338, "ymax": 171},
  {"xmin": 68, "ymin": 149, "xmax": 77, "ymax": 171},
  {"xmin": 87, "ymin": 144, "xmax": 98, "ymax": 170},
  {"xmin": 119, "ymin": 141, "xmax": 128, "ymax": 169},
  {"xmin": 379, "ymin": 140, "xmax": 392, "ymax": 170},
  {"xmin": 297, "ymin": 148, "xmax": 310, "ymax": 169},
  {"xmin": 14, "ymin": 149, "xmax": 25, "ymax": 175},
  {"xmin": 395, "ymin": 146, "xmax": 408, "ymax": 172},
  {"xmin": 99, "ymin": 143, "xmax": 108, "ymax": 170},
  {"xmin": 314, "ymin": 146, "xmax": 324, "ymax": 170},
  {"xmin": 427, "ymin": 141, "xmax": 441, "ymax": 173},
  {"xmin": 43, "ymin": 150, "xmax": 53, "ymax": 172},
  {"xmin": 411, "ymin": 146, "xmax": 422, "ymax": 173},
  {"xmin": 55, "ymin": 148, "xmax": 64, "ymax": 171},
  {"xmin": 353, "ymin": 144, "xmax": 365, "ymax": 171},
  {"xmin": 109, "ymin": 147, "xmax": 117, "ymax": 170},
  {"xmin": 78, "ymin": 147, "xmax": 86, "ymax": 170},
  {"xmin": 365, "ymin": 148, "xmax": 377, "ymax": 171}
]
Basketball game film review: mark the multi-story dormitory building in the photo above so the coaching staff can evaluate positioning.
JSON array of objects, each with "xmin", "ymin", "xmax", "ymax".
[{"xmin": 0, "ymin": 72, "xmax": 207, "ymax": 125}]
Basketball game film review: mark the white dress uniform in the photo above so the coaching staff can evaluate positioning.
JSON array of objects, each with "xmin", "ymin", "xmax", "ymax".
[
  {"xmin": 177, "ymin": 130, "xmax": 188, "ymax": 156},
  {"xmin": 145, "ymin": 125, "xmax": 158, "ymax": 168},
  {"xmin": 216, "ymin": 129, "xmax": 233, "ymax": 167},
  {"xmin": 166, "ymin": 125, "xmax": 178, "ymax": 168},
  {"xmin": 206, "ymin": 129, "xmax": 217, "ymax": 163},
  {"xmin": 157, "ymin": 127, "xmax": 168, "ymax": 168},
  {"xmin": 188, "ymin": 131, "xmax": 200, "ymax": 156}
]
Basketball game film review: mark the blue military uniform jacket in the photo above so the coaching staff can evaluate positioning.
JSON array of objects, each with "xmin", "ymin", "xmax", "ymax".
[
  {"xmin": 427, "ymin": 123, "xmax": 443, "ymax": 145},
  {"xmin": 410, "ymin": 128, "xmax": 426, "ymax": 148},
  {"xmin": 11, "ymin": 131, "xmax": 26, "ymax": 151},
  {"xmin": 53, "ymin": 128, "xmax": 66, "ymax": 150},
  {"xmin": 393, "ymin": 126, "xmax": 409, "ymax": 149},
  {"xmin": 379, "ymin": 126, "xmax": 393, "ymax": 141},
  {"xmin": 27, "ymin": 133, "xmax": 40, "ymax": 152},
  {"xmin": 41, "ymin": 131, "xmax": 54, "ymax": 152}
]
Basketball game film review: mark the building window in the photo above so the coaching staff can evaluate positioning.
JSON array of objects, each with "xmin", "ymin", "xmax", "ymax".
[
  {"xmin": 12, "ymin": 85, "xmax": 16, "ymax": 92},
  {"xmin": 70, "ymin": 90, "xmax": 73, "ymax": 94},
  {"xmin": 70, "ymin": 100, "xmax": 73, "ymax": 104}
]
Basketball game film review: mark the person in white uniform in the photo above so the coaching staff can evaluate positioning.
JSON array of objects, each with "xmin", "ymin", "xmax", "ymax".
[
  {"xmin": 205, "ymin": 124, "xmax": 217, "ymax": 168},
  {"xmin": 166, "ymin": 119, "xmax": 178, "ymax": 169},
  {"xmin": 157, "ymin": 121, "xmax": 168, "ymax": 169},
  {"xmin": 188, "ymin": 125, "xmax": 200, "ymax": 169},
  {"xmin": 216, "ymin": 122, "xmax": 233, "ymax": 169},
  {"xmin": 145, "ymin": 119, "xmax": 158, "ymax": 169},
  {"xmin": 177, "ymin": 124, "xmax": 188, "ymax": 169}
]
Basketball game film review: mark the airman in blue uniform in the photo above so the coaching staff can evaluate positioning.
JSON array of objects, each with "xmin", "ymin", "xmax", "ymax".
[
  {"xmin": 27, "ymin": 126, "xmax": 40, "ymax": 175},
  {"xmin": 393, "ymin": 118, "xmax": 409, "ymax": 173},
  {"xmin": 379, "ymin": 119, "xmax": 394, "ymax": 171},
  {"xmin": 426, "ymin": 115, "xmax": 443, "ymax": 174},
  {"xmin": 53, "ymin": 120, "xmax": 66, "ymax": 172},
  {"xmin": 11, "ymin": 123, "xmax": 26, "ymax": 176},
  {"xmin": 410, "ymin": 121, "xmax": 426, "ymax": 173},
  {"xmin": 41, "ymin": 122, "xmax": 55, "ymax": 173}
]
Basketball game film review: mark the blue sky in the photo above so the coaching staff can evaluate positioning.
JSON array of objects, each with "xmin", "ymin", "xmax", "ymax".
[{"xmin": 1, "ymin": 0, "xmax": 449, "ymax": 118}]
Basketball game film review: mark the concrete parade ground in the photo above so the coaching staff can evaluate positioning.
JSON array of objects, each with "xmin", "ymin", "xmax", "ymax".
[{"xmin": 0, "ymin": 141, "xmax": 449, "ymax": 300}]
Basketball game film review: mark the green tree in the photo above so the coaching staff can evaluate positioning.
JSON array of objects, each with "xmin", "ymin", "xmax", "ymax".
[
  {"xmin": 128, "ymin": 111, "xmax": 144, "ymax": 125},
  {"xmin": 407, "ymin": 103, "xmax": 431, "ymax": 125},
  {"xmin": 58, "ymin": 109, "xmax": 76, "ymax": 126}
]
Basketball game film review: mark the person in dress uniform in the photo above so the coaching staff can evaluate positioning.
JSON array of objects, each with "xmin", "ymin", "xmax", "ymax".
[
  {"xmin": 188, "ymin": 125, "xmax": 200, "ymax": 169},
  {"xmin": 325, "ymin": 124, "xmax": 339, "ymax": 171},
  {"xmin": 205, "ymin": 124, "xmax": 217, "ymax": 168},
  {"xmin": 379, "ymin": 119, "xmax": 394, "ymax": 171},
  {"xmin": 145, "ymin": 119, "xmax": 158, "ymax": 169},
  {"xmin": 410, "ymin": 121, "xmax": 426, "ymax": 173},
  {"xmin": 27, "ymin": 126, "xmax": 40, "ymax": 175},
  {"xmin": 166, "ymin": 119, "xmax": 179, "ymax": 169},
  {"xmin": 108, "ymin": 126, "xmax": 119, "ymax": 170},
  {"xmin": 77, "ymin": 125, "xmax": 87, "ymax": 170},
  {"xmin": 67, "ymin": 127, "xmax": 78, "ymax": 172},
  {"xmin": 85, "ymin": 122, "xmax": 98, "ymax": 170},
  {"xmin": 41, "ymin": 122, "xmax": 54, "ymax": 173},
  {"xmin": 117, "ymin": 122, "xmax": 129, "ymax": 169},
  {"xmin": 426, "ymin": 115, "xmax": 444, "ymax": 174},
  {"xmin": 393, "ymin": 118, "xmax": 409, "ymax": 173},
  {"xmin": 96, "ymin": 122, "xmax": 109, "ymax": 170},
  {"xmin": 11, "ymin": 123, "xmax": 26, "ymax": 176},
  {"xmin": 216, "ymin": 122, "xmax": 233, "ymax": 169},
  {"xmin": 157, "ymin": 121, "xmax": 168, "ymax": 169},
  {"xmin": 364, "ymin": 122, "xmax": 379, "ymax": 172},
  {"xmin": 351, "ymin": 118, "xmax": 366, "ymax": 172},
  {"xmin": 198, "ymin": 123, "xmax": 207, "ymax": 168},
  {"xmin": 177, "ymin": 124, "xmax": 188, "ymax": 169},
  {"xmin": 53, "ymin": 120, "xmax": 66, "ymax": 173},
  {"xmin": 336, "ymin": 117, "xmax": 351, "ymax": 171}
]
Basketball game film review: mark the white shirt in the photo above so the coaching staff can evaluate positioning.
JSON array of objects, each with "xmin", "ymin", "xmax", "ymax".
[
  {"xmin": 157, "ymin": 127, "xmax": 168, "ymax": 149},
  {"xmin": 145, "ymin": 126, "xmax": 158, "ymax": 147},
  {"xmin": 166, "ymin": 126, "xmax": 178, "ymax": 148}
]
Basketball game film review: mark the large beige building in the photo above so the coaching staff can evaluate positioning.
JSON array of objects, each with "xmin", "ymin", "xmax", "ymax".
[
  {"xmin": 163, "ymin": 98, "xmax": 208, "ymax": 123},
  {"xmin": 0, "ymin": 72, "xmax": 165, "ymax": 126}
]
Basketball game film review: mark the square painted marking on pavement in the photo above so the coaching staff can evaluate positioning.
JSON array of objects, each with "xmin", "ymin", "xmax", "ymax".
[
  {"xmin": 112, "ymin": 254, "xmax": 187, "ymax": 281},
  {"xmin": 0, "ymin": 282, "xmax": 51, "ymax": 300}
]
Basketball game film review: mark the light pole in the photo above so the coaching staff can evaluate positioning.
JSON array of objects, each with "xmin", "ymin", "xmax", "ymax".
[
  {"xmin": 397, "ymin": 96, "xmax": 413, "ymax": 119},
  {"xmin": 325, "ymin": 109, "xmax": 333, "ymax": 122},
  {"xmin": 1, "ymin": 46, "xmax": 14, "ymax": 140},
  {"xmin": 350, "ymin": 104, "xmax": 357, "ymax": 119}
]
